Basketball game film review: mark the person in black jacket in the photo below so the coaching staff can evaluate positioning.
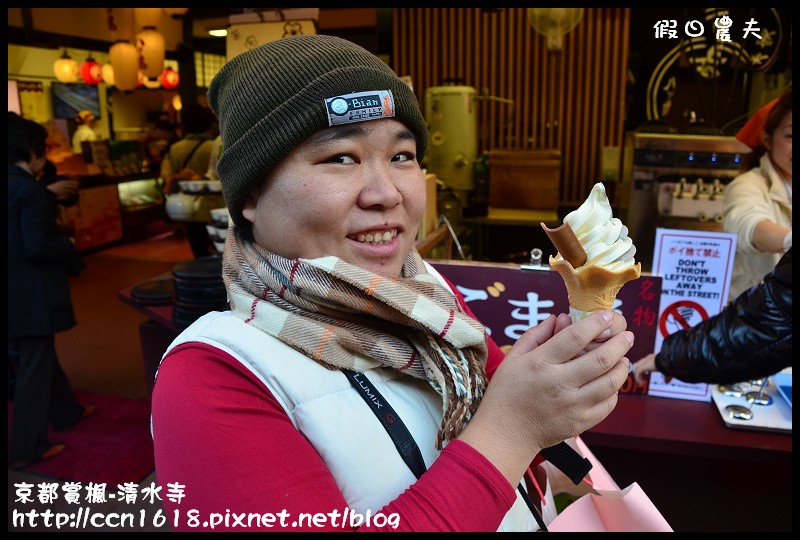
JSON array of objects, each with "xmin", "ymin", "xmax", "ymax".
[
  {"xmin": 37, "ymin": 159, "xmax": 86, "ymax": 276},
  {"xmin": 633, "ymin": 247, "xmax": 792, "ymax": 385},
  {"xmin": 7, "ymin": 112, "xmax": 93, "ymax": 469}
]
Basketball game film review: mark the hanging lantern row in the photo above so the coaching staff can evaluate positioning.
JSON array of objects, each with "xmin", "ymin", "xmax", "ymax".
[
  {"xmin": 56, "ymin": 8, "xmax": 176, "ymax": 89},
  {"xmin": 92, "ymin": 62, "xmax": 179, "ymax": 91},
  {"xmin": 57, "ymin": 52, "xmax": 179, "ymax": 93}
]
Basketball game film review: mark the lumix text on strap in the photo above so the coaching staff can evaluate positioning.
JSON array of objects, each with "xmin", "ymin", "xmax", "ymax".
[{"xmin": 343, "ymin": 369, "xmax": 598, "ymax": 531}]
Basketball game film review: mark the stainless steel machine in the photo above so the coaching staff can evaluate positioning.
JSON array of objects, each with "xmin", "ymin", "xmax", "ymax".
[{"xmin": 623, "ymin": 133, "xmax": 750, "ymax": 272}]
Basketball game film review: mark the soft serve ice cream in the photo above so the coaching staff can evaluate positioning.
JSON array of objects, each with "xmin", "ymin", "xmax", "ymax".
[
  {"xmin": 542, "ymin": 182, "xmax": 641, "ymax": 318},
  {"xmin": 564, "ymin": 182, "xmax": 637, "ymax": 272}
]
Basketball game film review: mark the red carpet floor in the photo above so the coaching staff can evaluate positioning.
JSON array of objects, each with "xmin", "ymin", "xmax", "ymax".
[{"xmin": 8, "ymin": 390, "xmax": 155, "ymax": 487}]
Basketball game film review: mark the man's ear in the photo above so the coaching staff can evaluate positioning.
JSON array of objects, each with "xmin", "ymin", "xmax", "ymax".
[{"xmin": 241, "ymin": 188, "xmax": 259, "ymax": 224}]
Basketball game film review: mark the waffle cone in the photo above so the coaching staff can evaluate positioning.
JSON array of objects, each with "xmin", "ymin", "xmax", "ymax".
[{"xmin": 549, "ymin": 255, "xmax": 641, "ymax": 312}]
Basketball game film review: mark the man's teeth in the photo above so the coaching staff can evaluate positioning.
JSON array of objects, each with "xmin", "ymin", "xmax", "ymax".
[{"xmin": 354, "ymin": 230, "xmax": 398, "ymax": 244}]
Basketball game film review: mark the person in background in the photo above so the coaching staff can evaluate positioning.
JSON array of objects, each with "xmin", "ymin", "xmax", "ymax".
[
  {"xmin": 723, "ymin": 90, "xmax": 792, "ymax": 302},
  {"xmin": 71, "ymin": 110, "xmax": 99, "ymax": 154},
  {"xmin": 37, "ymin": 159, "xmax": 85, "ymax": 273},
  {"xmin": 7, "ymin": 112, "xmax": 94, "ymax": 469},
  {"xmin": 633, "ymin": 248, "xmax": 791, "ymax": 386},
  {"xmin": 160, "ymin": 103, "xmax": 219, "ymax": 258},
  {"xmin": 204, "ymin": 134, "xmax": 223, "ymax": 182},
  {"xmin": 150, "ymin": 35, "xmax": 633, "ymax": 532},
  {"xmin": 160, "ymin": 103, "xmax": 217, "ymax": 194},
  {"xmin": 9, "ymin": 155, "xmax": 83, "ymax": 400},
  {"xmin": 146, "ymin": 119, "xmax": 180, "ymax": 171},
  {"xmin": 40, "ymin": 159, "xmax": 79, "ymax": 208}
]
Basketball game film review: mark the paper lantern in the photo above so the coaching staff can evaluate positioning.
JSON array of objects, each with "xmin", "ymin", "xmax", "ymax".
[
  {"xmin": 134, "ymin": 8, "xmax": 162, "ymax": 30},
  {"xmin": 161, "ymin": 67, "xmax": 180, "ymax": 89},
  {"xmin": 53, "ymin": 50, "xmax": 79, "ymax": 83},
  {"xmin": 109, "ymin": 40, "xmax": 140, "ymax": 91},
  {"xmin": 101, "ymin": 63, "xmax": 115, "ymax": 86},
  {"xmin": 136, "ymin": 26, "xmax": 166, "ymax": 79},
  {"xmin": 80, "ymin": 56, "xmax": 103, "ymax": 85},
  {"xmin": 172, "ymin": 94, "xmax": 182, "ymax": 111}
]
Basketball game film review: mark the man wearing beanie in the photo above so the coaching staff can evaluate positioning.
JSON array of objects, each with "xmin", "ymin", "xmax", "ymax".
[{"xmin": 151, "ymin": 34, "xmax": 633, "ymax": 532}]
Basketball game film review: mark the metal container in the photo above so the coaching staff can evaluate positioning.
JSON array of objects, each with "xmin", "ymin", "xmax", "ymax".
[{"xmin": 424, "ymin": 85, "xmax": 478, "ymax": 200}]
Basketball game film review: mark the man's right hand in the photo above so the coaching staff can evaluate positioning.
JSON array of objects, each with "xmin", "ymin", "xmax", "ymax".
[{"xmin": 46, "ymin": 179, "xmax": 79, "ymax": 201}]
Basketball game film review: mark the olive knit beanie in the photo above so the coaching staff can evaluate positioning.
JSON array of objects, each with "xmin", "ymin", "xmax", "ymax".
[{"xmin": 207, "ymin": 34, "xmax": 429, "ymax": 235}]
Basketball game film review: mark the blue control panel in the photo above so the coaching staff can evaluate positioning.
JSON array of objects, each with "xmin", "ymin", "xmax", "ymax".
[{"xmin": 633, "ymin": 148, "xmax": 744, "ymax": 170}]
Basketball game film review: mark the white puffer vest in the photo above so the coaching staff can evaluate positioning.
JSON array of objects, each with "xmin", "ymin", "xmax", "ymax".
[{"xmin": 159, "ymin": 264, "xmax": 550, "ymax": 531}]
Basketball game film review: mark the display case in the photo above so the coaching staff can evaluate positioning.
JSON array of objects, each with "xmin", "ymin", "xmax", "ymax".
[
  {"xmin": 117, "ymin": 177, "xmax": 164, "ymax": 210},
  {"xmin": 60, "ymin": 174, "xmax": 171, "ymax": 252},
  {"xmin": 117, "ymin": 176, "xmax": 171, "ymax": 242}
]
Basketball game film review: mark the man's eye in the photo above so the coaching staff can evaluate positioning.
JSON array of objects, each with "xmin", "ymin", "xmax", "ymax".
[
  {"xmin": 328, "ymin": 154, "xmax": 356, "ymax": 164},
  {"xmin": 392, "ymin": 151, "xmax": 416, "ymax": 163}
]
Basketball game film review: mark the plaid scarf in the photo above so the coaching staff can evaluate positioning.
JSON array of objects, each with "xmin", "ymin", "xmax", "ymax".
[{"xmin": 222, "ymin": 229, "xmax": 489, "ymax": 448}]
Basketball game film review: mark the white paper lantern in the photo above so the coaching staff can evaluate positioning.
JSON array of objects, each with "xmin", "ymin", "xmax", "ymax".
[
  {"xmin": 101, "ymin": 63, "xmax": 116, "ymax": 86},
  {"xmin": 135, "ymin": 27, "xmax": 166, "ymax": 79},
  {"xmin": 109, "ymin": 40, "xmax": 140, "ymax": 91},
  {"xmin": 53, "ymin": 50, "xmax": 79, "ymax": 83}
]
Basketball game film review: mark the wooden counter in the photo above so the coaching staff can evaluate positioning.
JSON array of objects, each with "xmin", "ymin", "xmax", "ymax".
[{"xmin": 583, "ymin": 394, "xmax": 791, "ymax": 531}]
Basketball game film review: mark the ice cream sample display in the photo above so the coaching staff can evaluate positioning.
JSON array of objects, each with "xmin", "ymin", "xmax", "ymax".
[{"xmin": 542, "ymin": 182, "xmax": 641, "ymax": 314}]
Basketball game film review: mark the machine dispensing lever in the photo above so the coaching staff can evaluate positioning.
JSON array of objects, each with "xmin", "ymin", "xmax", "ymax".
[
  {"xmin": 676, "ymin": 177, "xmax": 688, "ymax": 199},
  {"xmin": 693, "ymin": 178, "xmax": 706, "ymax": 199},
  {"xmin": 709, "ymin": 179, "xmax": 723, "ymax": 201}
]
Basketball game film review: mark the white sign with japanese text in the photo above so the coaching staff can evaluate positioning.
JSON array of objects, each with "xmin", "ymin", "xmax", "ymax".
[{"xmin": 648, "ymin": 228, "xmax": 737, "ymax": 401}]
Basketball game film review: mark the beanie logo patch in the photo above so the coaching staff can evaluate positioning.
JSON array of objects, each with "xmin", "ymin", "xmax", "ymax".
[{"xmin": 325, "ymin": 90, "xmax": 395, "ymax": 127}]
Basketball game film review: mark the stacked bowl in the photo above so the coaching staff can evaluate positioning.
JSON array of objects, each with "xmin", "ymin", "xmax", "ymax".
[
  {"xmin": 207, "ymin": 207, "xmax": 231, "ymax": 254},
  {"xmin": 171, "ymin": 255, "xmax": 229, "ymax": 331}
]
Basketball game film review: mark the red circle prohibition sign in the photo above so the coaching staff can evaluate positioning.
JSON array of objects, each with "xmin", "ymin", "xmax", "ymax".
[{"xmin": 659, "ymin": 300, "xmax": 709, "ymax": 337}]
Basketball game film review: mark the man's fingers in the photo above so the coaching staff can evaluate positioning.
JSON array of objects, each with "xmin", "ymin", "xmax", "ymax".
[
  {"xmin": 540, "ymin": 311, "xmax": 616, "ymax": 365},
  {"xmin": 569, "ymin": 331, "xmax": 634, "ymax": 387},
  {"xmin": 510, "ymin": 314, "xmax": 558, "ymax": 355}
]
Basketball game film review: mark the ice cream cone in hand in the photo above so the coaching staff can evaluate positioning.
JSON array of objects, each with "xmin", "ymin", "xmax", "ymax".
[
  {"xmin": 542, "ymin": 182, "xmax": 640, "ymax": 320},
  {"xmin": 548, "ymin": 257, "xmax": 640, "ymax": 313}
]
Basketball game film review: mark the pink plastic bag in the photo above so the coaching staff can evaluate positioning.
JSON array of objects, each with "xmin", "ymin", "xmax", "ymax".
[{"xmin": 543, "ymin": 437, "xmax": 673, "ymax": 532}]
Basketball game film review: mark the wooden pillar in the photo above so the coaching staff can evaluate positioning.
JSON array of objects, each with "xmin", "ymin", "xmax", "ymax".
[{"xmin": 177, "ymin": 14, "xmax": 198, "ymax": 115}]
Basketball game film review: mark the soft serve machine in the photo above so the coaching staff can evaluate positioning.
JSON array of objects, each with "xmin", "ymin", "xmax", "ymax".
[{"xmin": 623, "ymin": 133, "xmax": 751, "ymax": 272}]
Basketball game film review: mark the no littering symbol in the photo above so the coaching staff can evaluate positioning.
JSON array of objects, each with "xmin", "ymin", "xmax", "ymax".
[{"xmin": 659, "ymin": 300, "xmax": 709, "ymax": 337}]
